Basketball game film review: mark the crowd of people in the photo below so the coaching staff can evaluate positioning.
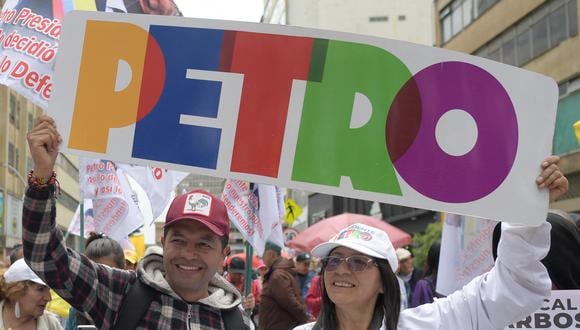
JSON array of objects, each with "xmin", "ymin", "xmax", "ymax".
[{"xmin": 0, "ymin": 114, "xmax": 573, "ymax": 330}]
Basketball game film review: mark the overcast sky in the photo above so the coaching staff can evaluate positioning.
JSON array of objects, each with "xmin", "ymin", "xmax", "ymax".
[{"xmin": 173, "ymin": 0, "xmax": 264, "ymax": 22}]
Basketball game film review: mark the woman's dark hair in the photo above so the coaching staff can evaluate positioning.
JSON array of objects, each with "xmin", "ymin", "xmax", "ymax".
[
  {"xmin": 74, "ymin": 233, "xmax": 126, "ymax": 326},
  {"xmin": 423, "ymin": 242, "xmax": 441, "ymax": 283},
  {"xmin": 314, "ymin": 258, "xmax": 400, "ymax": 330},
  {"xmin": 85, "ymin": 232, "xmax": 125, "ymax": 269},
  {"xmin": 492, "ymin": 211, "xmax": 580, "ymax": 289}
]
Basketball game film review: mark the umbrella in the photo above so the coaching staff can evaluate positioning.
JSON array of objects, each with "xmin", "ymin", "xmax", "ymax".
[{"xmin": 287, "ymin": 213, "xmax": 412, "ymax": 253}]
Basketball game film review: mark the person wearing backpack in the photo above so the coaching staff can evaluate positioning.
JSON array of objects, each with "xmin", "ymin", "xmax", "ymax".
[{"xmin": 23, "ymin": 116, "xmax": 254, "ymax": 329}]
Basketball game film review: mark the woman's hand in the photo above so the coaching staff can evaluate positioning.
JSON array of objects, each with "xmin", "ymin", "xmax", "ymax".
[{"xmin": 536, "ymin": 156, "xmax": 569, "ymax": 202}]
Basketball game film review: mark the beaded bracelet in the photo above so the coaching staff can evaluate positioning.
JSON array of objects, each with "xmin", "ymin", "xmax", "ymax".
[{"xmin": 27, "ymin": 170, "xmax": 59, "ymax": 195}]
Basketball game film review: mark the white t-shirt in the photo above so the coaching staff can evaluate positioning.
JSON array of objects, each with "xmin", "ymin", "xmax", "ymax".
[{"xmin": 295, "ymin": 222, "xmax": 551, "ymax": 330}]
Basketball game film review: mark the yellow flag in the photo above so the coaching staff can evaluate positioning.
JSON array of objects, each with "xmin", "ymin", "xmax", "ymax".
[
  {"xmin": 47, "ymin": 290, "xmax": 71, "ymax": 318},
  {"xmin": 574, "ymin": 120, "xmax": 580, "ymax": 143},
  {"xmin": 130, "ymin": 232, "xmax": 145, "ymax": 261}
]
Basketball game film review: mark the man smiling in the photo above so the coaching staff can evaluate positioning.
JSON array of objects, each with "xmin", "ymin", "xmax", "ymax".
[
  {"xmin": 22, "ymin": 116, "xmax": 254, "ymax": 329},
  {"xmin": 162, "ymin": 190, "xmax": 232, "ymax": 302}
]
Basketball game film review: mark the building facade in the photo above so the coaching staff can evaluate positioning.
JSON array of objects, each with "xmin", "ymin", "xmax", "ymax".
[
  {"xmin": 434, "ymin": 0, "xmax": 580, "ymax": 214},
  {"xmin": 0, "ymin": 85, "xmax": 81, "ymax": 259},
  {"xmin": 264, "ymin": 0, "xmax": 434, "ymax": 45}
]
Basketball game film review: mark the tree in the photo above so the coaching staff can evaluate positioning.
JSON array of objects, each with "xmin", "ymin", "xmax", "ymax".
[{"xmin": 412, "ymin": 221, "xmax": 442, "ymax": 269}]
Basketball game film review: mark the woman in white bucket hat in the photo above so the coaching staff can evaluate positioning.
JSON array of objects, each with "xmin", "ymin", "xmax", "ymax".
[
  {"xmin": 294, "ymin": 156, "xmax": 569, "ymax": 330},
  {"xmin": 0, "ymin": 259, "xmax": 62, "ymax": 329}
]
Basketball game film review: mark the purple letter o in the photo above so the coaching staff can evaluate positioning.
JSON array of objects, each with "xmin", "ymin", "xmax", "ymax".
[{"xmin": 387, "ymin": 62, "xmax": 518, "ymax": 203}]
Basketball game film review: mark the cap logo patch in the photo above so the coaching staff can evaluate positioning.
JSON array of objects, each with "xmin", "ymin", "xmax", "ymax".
[
  {"xmin": 183, "ymin": 193, "xmax": 212, "ymax": 216},
  {"xmin": 335, "ymin": 229, "xmax": 372, "ymax": 241}
]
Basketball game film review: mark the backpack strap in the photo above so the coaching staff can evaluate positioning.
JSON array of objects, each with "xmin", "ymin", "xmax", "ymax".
[
  {"xmin": 113, "ymin": 279, "xmax": 156, "ymax": 330},
  {"xmin": 222, "ymin": 306, "xmax": 249, "ymax": 330}
]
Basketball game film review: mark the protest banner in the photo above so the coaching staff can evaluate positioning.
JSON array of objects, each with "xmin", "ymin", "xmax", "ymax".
[
  {"xmin": 0, "ymin": 0, "xmax": 153, "ymax": 108},
  {"xmin": 50, "ymin": 11, "xmax": 558, "ymax": 225},
  {"xmin": 222, "ymin": 180, "xmax": 284, "ymax": 256},
  {"xmin": 437, "ymin": 213, "xmax": 496, "ymax": 296},
  {"xmin": 79, "ymin": 158, "xmax": 143, "ymax": 241},
  {"xmin": 507, "ymin": 290, "xmax": 580, "ymax": 330}
]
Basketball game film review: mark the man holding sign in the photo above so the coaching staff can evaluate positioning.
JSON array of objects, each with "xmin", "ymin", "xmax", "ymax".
[{"xmin": 23, "ymin": 119, "xmax": 254, "ymax": 329}]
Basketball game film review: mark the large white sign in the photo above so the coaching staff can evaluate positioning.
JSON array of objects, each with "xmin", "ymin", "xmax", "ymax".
[
  {"xmin": 49, "ymin": 11, "xmax": 558, "ymax": 225},
  {"xmin": 507, "ymin": 290, "xmax": 580, "ymax": 330}
]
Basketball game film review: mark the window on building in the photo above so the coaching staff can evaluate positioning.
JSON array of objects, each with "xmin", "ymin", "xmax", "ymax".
[
  {"xmin": 475, "ymin": 0, "xmax": 578, "ymax": 66},
  {"xmin": 516, "ymin": 30, "xmax": 532, "ymax": 65},
  {"xmin": 398, "ymin": 15, "xmax": 406, "ymax": 21},
  {"xmin": 56, "ymin": 155, "xmax": 79, "ymax": 178},
  {"xmin": 441, "ymin": 6, "xmax": 452, "ymax": 42},
  {"xmin": 476, "ymin": 0, "xmax": 497, "ymax": 15},
  {"xmin": 559, "ymin": 75, "xmax": 580, "ymax": 98},
  {"xmin": 9, "ymin": 94, "xmax": 16, "ymax": 126},
  {"xmin": 440, "ymin": 0, "xmax": 499, "ymax": 43},
  {"xmin": 463, "ymin": 0, "xmax": 473, "ymax": 27},
  {"xmin": 7, "ymin": 144, "xmax": 20, "ymax": 170},
  {"xmin": 550, "ymin": 2, "xmax": 567, "ymax": 46},
  {"xmin": 569, "ymin": 0, "xmax": 578, "ymax": 36},
  {"xmin": 533, "ymin": 16, "xmax": 550, "ymax": 56},
  {"xmin": 488, "ymin": 48, "xmax": 500, "ymax": 61},
  {"xmin": 451, "ymin": 1, "xmax": 462, "ymax": 35},
  {"xmin": 58, "ymin": 190, "xmax": 79, "ymax": 212},
  {"xmin": 8, "ymin": 143, "xmax": 15, "ymax": 167},
  {"xmin": 369, "ymin": 16, "xmax": 388, "ymax": 22},
  {"xmin": 502, "ymin": 37, "xmax": 516, "ymax": 66},
  {"xmin": 27, "ymin": 113, "xmax": 34, "ymax": 132}
]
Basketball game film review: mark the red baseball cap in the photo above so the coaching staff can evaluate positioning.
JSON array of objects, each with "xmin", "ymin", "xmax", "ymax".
[{"xmin": 165, "ymin": 189, "xmax": 230, "ymax": 239}]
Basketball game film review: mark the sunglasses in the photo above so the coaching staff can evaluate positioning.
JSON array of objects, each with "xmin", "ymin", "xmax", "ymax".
[{"xmin": 321, "ymin": 255, "xmax": 377, "ymax": 272}]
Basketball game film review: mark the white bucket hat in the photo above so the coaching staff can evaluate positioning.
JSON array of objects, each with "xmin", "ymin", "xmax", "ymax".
[
  {"xmin": 4, "ymin": 259, "xmax": 46, "ymax": 286},
  {"xmin": 311, "ymin": 223, "xmax": 399, "ymax": 272}
]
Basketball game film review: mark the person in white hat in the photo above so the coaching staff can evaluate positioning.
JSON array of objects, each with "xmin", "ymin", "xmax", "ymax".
[
  {"xmin": 294, "ymin": 156, "xmax": 568, "ymax": 330},
  {"xmin": 0, "ymin": 259, "xmax": 62, "ymax": 329},
  {"xmin": 394, "ymin": 248, "xmax": 413, "ymax": 310}
]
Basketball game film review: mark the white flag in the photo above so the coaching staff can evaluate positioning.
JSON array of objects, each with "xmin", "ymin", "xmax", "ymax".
[
  {"xmin": 78, "ymin": 158, "xmax": 143, "ymax": 241},
  {"xmin": 259, "ymin": 185, "xmax": 285, "ymax": 249},
  {"xmin": 222, "ymin": 180, "xmax": 284, "ymax": 256},
  {"xmin": 436, "ymin": 213, "xmax": 497, "ymax": 296},
  {"xmin": 117, "ymin": 164, "xmax": 188, "ymax": 223}
]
